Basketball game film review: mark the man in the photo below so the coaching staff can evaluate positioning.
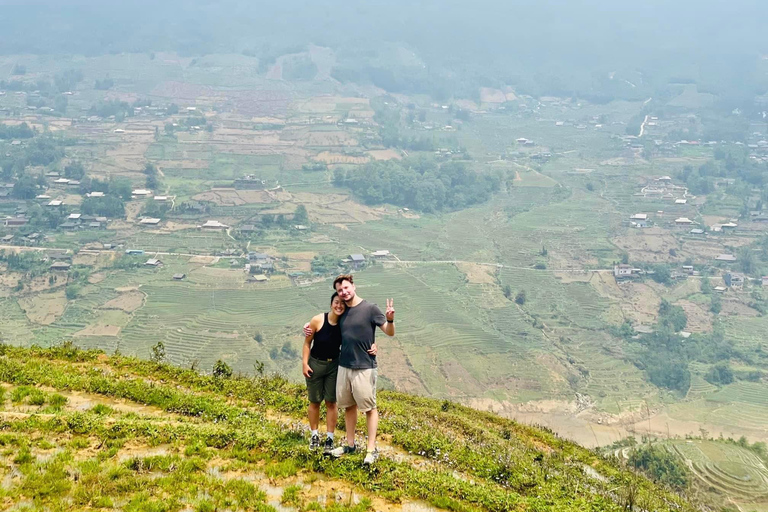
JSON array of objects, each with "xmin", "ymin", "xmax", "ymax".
[{"xmin": 305, "ymin": 273, "xmax": 395, "ymax": 465}]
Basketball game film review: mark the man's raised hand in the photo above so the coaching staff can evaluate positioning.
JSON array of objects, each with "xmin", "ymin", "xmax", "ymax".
[
  {"xmin": 303, "ymin": 322, "xmax": 313, "ymax": 337},
  {"xmin": 386, "ymin": 298, "xmax": 395, "ymax": 321}
]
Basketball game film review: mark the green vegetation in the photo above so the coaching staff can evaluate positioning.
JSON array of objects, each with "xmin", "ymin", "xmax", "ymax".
[
  {"xmin": 333, "ymin": 159, "xmax": 502, "ymax": 212},
  {"xmin": 0, "ymin": 344, "xmax": 699, "ymax": 512},
  {"xmin": 627, "ymin": 444, "xmax": 690, "ymax": 490}
]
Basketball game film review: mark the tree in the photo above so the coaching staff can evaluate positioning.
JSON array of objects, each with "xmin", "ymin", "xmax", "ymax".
[
  {"xmin": 515, "ymin": 290, "xmax": 527, "ymax": 305},
  {"xmin": 294, "ymin": 204, "xmax": 309, "ymax": 225},
  {"xmin": 81, "ymin": 196, "xmax": 125, "ymax": 218},
  {"xmin": 64, "ymin": 161, "xmax": 86, "ymax": 180},
  {"xmin": 12, "ymin": 175, "xmax": 38, "ymax": 199},
  {"xmin": 710, "ymin": 294, "xmax": 722, "ymax": 314},
  {"xmin": 213, "ymin": 360, "xmax": 233, "ymax": 379},
  {"xmin": 109, "ymin": 178, "xmax": 133, "ymax": 201},
  {"xmin": 150, "ymin": 341, "xmax": 166, "ymax": 363},
  {"xmin": 628, "ymin": 444, "xmax": 690, "ymax": 489},
  {"xmin": 705, "ymin": 361, "xmax": 734, "ymax": 385},
  {"xmin": 502, "ymin": 284, "xmax": 512, "ymax": 299},
  {"xmin": 650, "ymin": 264, "xmax": 671, "ymax": 284}
]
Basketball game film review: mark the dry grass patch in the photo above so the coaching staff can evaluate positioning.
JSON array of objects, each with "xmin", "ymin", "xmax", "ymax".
[
  {"xmin": 304, "ymin": 131, "xmax": 358, "ymax": 147},
  {"xmin": 611, "ymin": 227, "xmax": 680, "ymax": 263},
  {"xmin": 313, "ymin": 151, "xmax": 369, "ymax": 165},
  {"xmin": 74, "ymin": 325, "xmax": 122, "ymax": 337},
  {"xmin": 676, "ymin": 299, "xmax": 713, "ymax": 333},
  {"xmin": 191, "ymin": 188, "xmax": 275, "ymax": 206},
  {"xmin": 456, "ymin": 263, "xmax": 497, "ymax": 284},
  {"xmin": 18, "ymin": 290, "xmax": 67, "ymax": 325},
  {"xmin": 101, "ymin": 290, "xmax": 145, "ymax": 313},
  {"xmin": 368, "ymin": 149, "xmax": 402, "ymax": 161}
]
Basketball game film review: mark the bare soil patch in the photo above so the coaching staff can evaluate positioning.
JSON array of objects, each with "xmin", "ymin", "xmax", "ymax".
[
  {"xmin": 189, "ymin": 256, "xmax": 217, "ymax": 265},
  {"xmin": 102, "ymin": 291, "xmax": 145, "ymax": 313},
  {"xmin": 18, "ymin": 290, "xmax": 67, "ymax": 325},
  {"xmin": 74, "ymin": 324, "xmax": 122, "ymax": 337},
  {"xmin": 88, "ymin": 273, "xmax": 106, "ymax": 284},
  {"xmin": 125, "ymin": 202, "xmax": 143, "ymax": 222},
  {"xmin": 161, "ymin": 221, "xmax": 199, "ymax": 232},
  {"xmin": 305, "ymin": 131, "xmax": 358, "ymax": 147},
  {"xmin": 368, "ymin": 149, "xmax": 402, "ymax": 161},
  {"xmin": 479, "ymin": 88, "xmax": 507, "ymax": 104},
  {"xmin": 456, "ymin": 263, "xmax": 497, "ymax": 284},
  {"xmin": 191, "ymin": 188, "xmax": 274, "ymax": 206},
  {"xmin": 720, "ymin": 300, "xmax": 761, "ymax": 318},
  {"xmin": 676, "ymin": 299, "xmax": 713, "ymax": 333},
  {"xmin": 611, "ymin": 227, "xmax": 680, "ymax": 263},
  {"xmin": 313, "ymin": 152, "xmax": 369, "ymax": 165}
]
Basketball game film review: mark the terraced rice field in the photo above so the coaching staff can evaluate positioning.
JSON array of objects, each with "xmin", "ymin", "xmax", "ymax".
[{"xmin": 668, "ymin": 440, "xmax": 768, "ymax": 505}]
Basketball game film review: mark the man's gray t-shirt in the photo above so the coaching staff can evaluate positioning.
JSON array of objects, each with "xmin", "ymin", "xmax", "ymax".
[{"xmin": 338, "ymin": 300, "xmax": 386, "ymax": 369}]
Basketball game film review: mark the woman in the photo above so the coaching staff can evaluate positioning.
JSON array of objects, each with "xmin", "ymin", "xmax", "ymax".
[{"xmin": 302, "ymin": 292, "xmax": 345, "ymax": 453}]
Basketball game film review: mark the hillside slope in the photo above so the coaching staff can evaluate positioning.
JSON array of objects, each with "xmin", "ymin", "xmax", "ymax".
[{"xmin": 0, "ymin": 344, "xmax": 698, "ymax": 512}]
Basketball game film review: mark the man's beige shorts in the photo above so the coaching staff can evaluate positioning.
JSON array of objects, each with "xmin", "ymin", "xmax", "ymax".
[{"xmin": 336, "ymin": 366, "xmax": 377, "ymax": 412}]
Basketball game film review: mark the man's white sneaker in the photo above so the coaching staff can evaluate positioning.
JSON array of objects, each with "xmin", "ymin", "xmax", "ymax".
[
  {"xmin": 363, "ymin": 449, "xmax": 379, "ymax": 466},
  {"xmin": 329, "ymin": 444, "xmax": 356, "ymax": 458}
]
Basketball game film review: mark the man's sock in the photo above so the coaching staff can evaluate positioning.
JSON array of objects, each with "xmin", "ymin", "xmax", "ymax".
[
  {"xmin": 310, "ymin": 429, "xmax": 318, "ymax": 437},
  {"xmin": 326, "ymin": 432, "xmax": 334, "ymax": 440}
]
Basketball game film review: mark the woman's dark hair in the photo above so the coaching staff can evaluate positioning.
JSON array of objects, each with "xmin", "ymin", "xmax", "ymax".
[{"xmin": 330, "ymin": 291, "xmax": 340, "ymax": 305}]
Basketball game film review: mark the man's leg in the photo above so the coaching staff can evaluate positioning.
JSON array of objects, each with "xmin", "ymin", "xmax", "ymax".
[
  {"xmin": 326, "ymin": 402, "xmax": 338, "ymax": 434},
  {"xmin": 308, "ymin": 402, "xmax": 321, "ymax": 430},
  {"xmin": 365, "ymin": 408, "xmax": 378, "ymax": 452},
  {"xmin": 345, "ymin": 405, "xmax": 358, "ymax": 447}
]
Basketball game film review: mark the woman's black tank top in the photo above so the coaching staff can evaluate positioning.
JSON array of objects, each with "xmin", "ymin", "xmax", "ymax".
[{"xmin": 310, "ymin": 313, "xmax": 341, "ymax": 360}]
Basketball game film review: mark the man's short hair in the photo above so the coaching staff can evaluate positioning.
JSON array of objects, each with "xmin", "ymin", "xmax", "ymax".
[{"xmin": 333, "ymin": 274, "xmax": 354, "ymax": 290}]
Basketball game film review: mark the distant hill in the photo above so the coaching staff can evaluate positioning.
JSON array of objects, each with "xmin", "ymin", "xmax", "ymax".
[{"xmin": 0, "ymin": 343, "xmax": 700, "ymax": 511}]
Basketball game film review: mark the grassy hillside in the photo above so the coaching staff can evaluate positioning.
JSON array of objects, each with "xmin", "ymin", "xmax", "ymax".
[{"xmin": 0, "ymin": 344, "xmax": 698, "ymax": 512}]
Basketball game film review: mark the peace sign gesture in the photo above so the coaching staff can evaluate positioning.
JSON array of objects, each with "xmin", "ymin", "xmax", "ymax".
[{"xmin": 385, "ymin": 298, "xmax": 395, "ymax": 322}]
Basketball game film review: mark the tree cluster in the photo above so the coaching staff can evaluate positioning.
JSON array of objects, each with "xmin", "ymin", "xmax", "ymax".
[
  {"xmin": 628, "ymin": 444, "xmax": 690, "ymax": 490},
  {"xmin": 333, "ymin": 159, "xmax": 501, "ymax": 213}
]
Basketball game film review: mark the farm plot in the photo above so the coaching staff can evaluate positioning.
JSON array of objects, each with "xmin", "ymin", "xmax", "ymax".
[
  {"xmin": 499, "ymin": 268, "xmax": 611, "ymax": 330},
  {"xmin": 668, "ymin": 440, "xmax": 768, "ymax": 503}
]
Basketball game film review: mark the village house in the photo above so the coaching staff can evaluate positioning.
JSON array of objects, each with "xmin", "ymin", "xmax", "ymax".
[
  {"xmin": 715, "ymin": 254, "xmax": 737, "ymax": 263},
  {"xmin": 132, "ymin": 189, "xmax": 152, "ymax": 197},
  {"xmin": 614, "ymin": 264, "xmax": 634, "ymax": 278},
  {"xmin": 145, "ymin": 258, "xmax": 162, "ymax": 267},
  {"xmin": 371, "ymin": 250, "xmax": 390, "ymax": 258},
  {"xmin": 675, "ymin": 217, "xmax": 694, "ymax": 226},
  {"xmin": 4, "ymin": 217, "xmax": 28, "ymax": 228},
  {"xmin": 689, "ymin": 228, "xmax": 705, "ymax": 235},
  {"xmin": 59, "ymin": 222, "xmax": 78, "ymax": 230},
  {"xmin": 201, "ymin": 220, "xmax": 229, "ymax": 230},
  {"xmin": 47, "ymin": 200, "xmax": 63, "ymax": 207},
  {"xmin": 86, "ymin": 191, "xmax": 104, "ymax": 198},
  {"xmin": 172, "ymin": 273, "xmax": 186, "ymax": 281},
  {"xmin": 1, "ymin": 234, "xmax": 13, "ymax": 243},
  {"xmin": 350, "ymin": 254, "xmax": 366, "ymax": 270},
  {"xmin": 50, "ymin": 261, "xmax": 71, "ymax": 271},
  {"xmin": 248, "ymin": 252, "xmax": 271, "ymax": 263},
  {"xmin": 762, "ymin": 276, "xmax": 768, "ymax": 287},
  {"xmin": 248, "ymin": 274, "xmax": 269, "ymax": 283},
  {"xmin": 725, "ymin": 272, "xmax": 745, "ymax": 289},
  {"xmin": 139, "ymin": 218, "xmax": 161, "ymax": 226},
  {"xmin": 239, "ymin": 224, "xmax": 257, "ymax": 234}
]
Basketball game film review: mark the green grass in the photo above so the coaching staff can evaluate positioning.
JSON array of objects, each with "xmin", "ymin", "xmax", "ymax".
[{"xmin": 0, "ymin": 344, "xmax": 700, "ymax": 512}]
